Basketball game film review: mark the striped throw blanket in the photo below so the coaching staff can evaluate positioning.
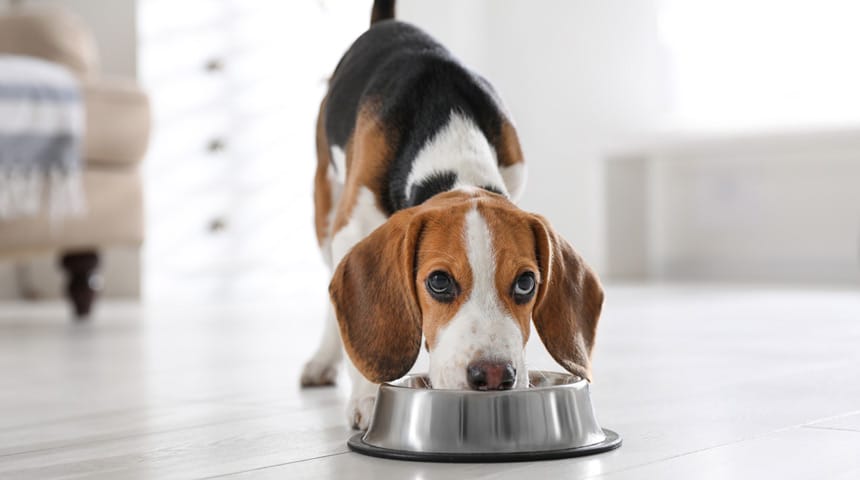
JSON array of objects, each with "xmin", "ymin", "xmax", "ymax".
[{"xmin": 0, "ymin": 54, "xmax": 85, "ymax": 220}]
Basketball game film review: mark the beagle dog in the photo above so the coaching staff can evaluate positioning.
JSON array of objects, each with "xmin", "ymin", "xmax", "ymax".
[{"xmin": 301, "ymin": 0, "xmax": 603, "ymax": 430}]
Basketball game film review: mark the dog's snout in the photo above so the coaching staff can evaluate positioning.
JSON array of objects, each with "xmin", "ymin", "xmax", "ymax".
[{"xmin": 466, "ymin": 361, "xmax": 516, "ymax": 391}]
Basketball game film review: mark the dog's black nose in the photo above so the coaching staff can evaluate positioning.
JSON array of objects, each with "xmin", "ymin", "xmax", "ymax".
[{"xmin": 466, "ymin": 361, "xmax": 516, "ymax": 391}]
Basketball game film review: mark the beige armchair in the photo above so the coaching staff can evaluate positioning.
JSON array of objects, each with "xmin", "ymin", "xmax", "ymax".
[{"xmin": 0, "ymin": 6, "xmax": 150, "ymax": 317}]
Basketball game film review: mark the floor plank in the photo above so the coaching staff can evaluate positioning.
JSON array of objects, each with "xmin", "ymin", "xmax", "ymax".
[
  {"xmin": 0, "ymin": 405, "xmax": 350, "ymax": 479},
  {"xmin": 806, "ymin": 412, "xmax": 860, "ymax": 432},
  {"xmin": 594, "ymin": 427, "xmax": 860, "ymax": 480}
]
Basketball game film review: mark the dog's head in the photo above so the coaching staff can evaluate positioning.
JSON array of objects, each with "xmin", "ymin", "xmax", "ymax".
[{"xmin": 330, "ymin": 189, "xmax": 603, "ymax": 390}]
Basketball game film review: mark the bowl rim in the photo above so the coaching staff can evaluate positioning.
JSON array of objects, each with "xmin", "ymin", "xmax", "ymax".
[
  {"xmin": 349, "ymin": 428, "xmax": 622, "ymax": 463},
  {"xmin": 381, "ymin": 370, "xmax": 587, "ymax": 394}
]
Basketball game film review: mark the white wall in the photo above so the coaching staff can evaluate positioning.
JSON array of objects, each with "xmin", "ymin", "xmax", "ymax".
[
  {"xmin": 399, "ymin": 0, "xmax": 669, "ymax": 272},
  {"xmin": 659, "ymin": 0, "xmax": 860, "ymax": 131}
]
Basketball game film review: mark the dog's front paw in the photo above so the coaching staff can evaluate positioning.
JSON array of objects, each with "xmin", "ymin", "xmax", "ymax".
[
  {"xmin": 347, "ymin": 394, "xmax": 376, "ymax": 430},
  {"xmin": 300, "ymin": 359, "xmax": 338, "ymax": 388}
]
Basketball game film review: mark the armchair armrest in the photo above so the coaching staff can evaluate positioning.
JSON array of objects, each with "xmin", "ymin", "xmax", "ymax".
[{"xmin": 82, "ymin": 77, "xmax": 151, "ymax": 168}]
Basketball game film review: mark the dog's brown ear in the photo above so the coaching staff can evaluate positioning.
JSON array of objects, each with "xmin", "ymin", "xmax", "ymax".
[
  {"xmin": 329, "ymin": 210, "xmax": 424, "ymax": 383},
  {"xmin": 530, "ymin": 215, "xmax": 604, "ymax": 381}
]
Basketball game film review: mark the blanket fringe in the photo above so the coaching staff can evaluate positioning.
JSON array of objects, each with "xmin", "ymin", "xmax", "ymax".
[{"xmin": 0, "ymin": 167, "xmax": 86, "ymax": 221}]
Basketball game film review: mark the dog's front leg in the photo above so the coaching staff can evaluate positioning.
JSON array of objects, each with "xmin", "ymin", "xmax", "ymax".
[
  {"xmin": 345, "ymin": 359, "xmax": 378, "ymax": 430},
  {"xmin": 299, "ymin": 293, "xmax": 378, "ymax": 430},
  {"xmin": 300, "ymin": 305, "xmax": 343, "ymax": 387}
]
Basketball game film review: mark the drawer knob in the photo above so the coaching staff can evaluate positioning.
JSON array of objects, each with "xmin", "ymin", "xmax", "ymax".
[
  {"xmin": 208, "ymin": 217, "xmax": 228, "ymax": 233},
  {"xmin": 205, "ymin": 58, "xmax": 225, "ymax": 72},
  {"xmin": 207, "ymin": 138, "xmax": 226, "ymax": 152}
]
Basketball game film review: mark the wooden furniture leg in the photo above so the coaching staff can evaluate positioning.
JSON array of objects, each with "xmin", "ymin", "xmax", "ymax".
[{"xmin": 59, "ymin": 251, "xmax": 100, "ymax": 319}]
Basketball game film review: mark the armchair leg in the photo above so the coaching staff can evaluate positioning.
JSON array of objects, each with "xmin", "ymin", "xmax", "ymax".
[{"xmin": 59, "ymin": 251, "xmax": 100, "ymax": 319}]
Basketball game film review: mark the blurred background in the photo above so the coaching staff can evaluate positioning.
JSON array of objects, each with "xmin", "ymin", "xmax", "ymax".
[{"xmin": 1, "ymin": 0, "xmax": 858, "ymax": 313}]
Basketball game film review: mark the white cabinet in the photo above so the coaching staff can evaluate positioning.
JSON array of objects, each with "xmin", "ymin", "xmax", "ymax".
[
  {"xmin": 138, "ymin": 0, "xmax": 370, "ymax": 300},
  {"xmin": 605, "ymin": 130, "xmax": 860, "ymax": 285}
]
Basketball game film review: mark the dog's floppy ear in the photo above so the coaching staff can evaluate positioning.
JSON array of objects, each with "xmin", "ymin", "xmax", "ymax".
[
  {"xmin": 329, "ymin": 210, "xmax": 424, "ymax": 383},
  {"xmin": 530, "ymin": 215, "xmax": 604, "ymax": 381}
]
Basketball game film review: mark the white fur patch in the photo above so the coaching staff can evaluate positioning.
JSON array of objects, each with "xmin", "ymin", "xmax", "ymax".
[
  {"xmin": 429, "ymin": 208, "xmax": 527, "ymax": 389},
  {"xmin": 330, "ymin": 186, "xmax": 387, "ymax": 266},
  {"xmin": 321, "ymin": 159, "xmax": 345, "ymax": 269},
  {"xmin": 331, "ymin": 146, "xmax": 347, "ymax": 185},
  {"xmin": 405, "ymin": 112, "xmax": 509, "ymax": 199}
]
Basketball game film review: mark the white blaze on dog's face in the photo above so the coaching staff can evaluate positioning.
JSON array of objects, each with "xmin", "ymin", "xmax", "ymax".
[
  {"xmin": 330, "ymin": 189, "xmax": 604, "ymax": 390},
  {"xmin": 418, "ymin": 204, "xmax": 536, "ymax": 389}
]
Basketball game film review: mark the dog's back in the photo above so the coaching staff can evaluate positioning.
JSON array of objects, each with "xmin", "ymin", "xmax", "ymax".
[{"xmin": 313, "ymin": 1, "xmax": 526, "ymax": 261}]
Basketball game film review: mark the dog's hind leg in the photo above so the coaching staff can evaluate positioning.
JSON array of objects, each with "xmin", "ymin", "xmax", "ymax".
[{"xmin": 301, "ymin": 96, "xmax": 344, "ymax": 388}]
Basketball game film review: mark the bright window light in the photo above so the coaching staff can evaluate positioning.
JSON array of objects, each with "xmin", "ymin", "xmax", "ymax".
[{"xmin": 659, "ymin": 0, "xmax": 860, "ymax": 130}]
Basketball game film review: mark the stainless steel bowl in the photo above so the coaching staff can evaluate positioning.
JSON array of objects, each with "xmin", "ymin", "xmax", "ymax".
[{"xmin": 348, "ymin": 370, "xmax": 621, "ymax": 462}]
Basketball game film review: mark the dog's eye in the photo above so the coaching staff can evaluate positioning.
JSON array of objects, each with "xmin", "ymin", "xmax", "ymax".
[
  {"xmin": 512, "ymin": 272, "xmax": 536, "ymax": 303},
  {"xmin": 426, "ymin": 271, "xmax": 457, "ymax": 302}
]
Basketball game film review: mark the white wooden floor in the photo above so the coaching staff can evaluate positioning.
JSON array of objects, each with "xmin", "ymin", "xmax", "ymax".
[{"xmin": 1, "ymin": 284, "xmax": 859, "ymax": 479}]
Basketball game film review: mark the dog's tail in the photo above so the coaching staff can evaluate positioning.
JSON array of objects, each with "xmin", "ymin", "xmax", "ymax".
[{"xmin": 370, "ymin": 0, "xmax": 395, "ymax": 25}]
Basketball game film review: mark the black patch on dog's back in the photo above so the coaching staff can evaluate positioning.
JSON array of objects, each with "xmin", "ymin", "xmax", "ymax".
[{"xmin": 408, "ymin": 171, "xmax": 457, "ymax": 207}]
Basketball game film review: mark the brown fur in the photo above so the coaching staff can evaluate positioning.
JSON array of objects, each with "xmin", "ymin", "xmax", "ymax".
[
  {"xmin": 329, "ymin": 207, "xmax": 424, "ymax": 383},
  {"xmin": 496, "ymin": 120, "xmax": 525, "ymax": 167},
  {"xmin": 413, "ymin": 200, "xmax": 472, "ymax": 350},
  {"xmin": 530, "ymin": 214, "xmax": 604, "ymax": 381},
  {"xmin": 329, "ymin": 101, "xmax": 392, "ymax": 236},
  {"xmin": 477, "ymin": 196, "xmax": 541, "ymax": 343},
  {"xmin": 313, "ymin": 96, "xmax": 333, "ymax": 246},
  {"xmin": 330, "ymin": 191, "xmax": 477, "ymax": 382}
]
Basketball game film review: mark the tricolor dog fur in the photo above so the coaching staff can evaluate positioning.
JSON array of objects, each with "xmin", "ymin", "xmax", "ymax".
[{"xmin": 301, "ymin": 0, "xmax": 604, "ymax": 430}]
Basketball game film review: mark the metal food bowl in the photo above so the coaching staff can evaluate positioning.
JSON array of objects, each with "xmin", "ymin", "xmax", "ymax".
[{"xmin": 348, "ymin": 371, "xmax": 621, "ymax": 462}]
